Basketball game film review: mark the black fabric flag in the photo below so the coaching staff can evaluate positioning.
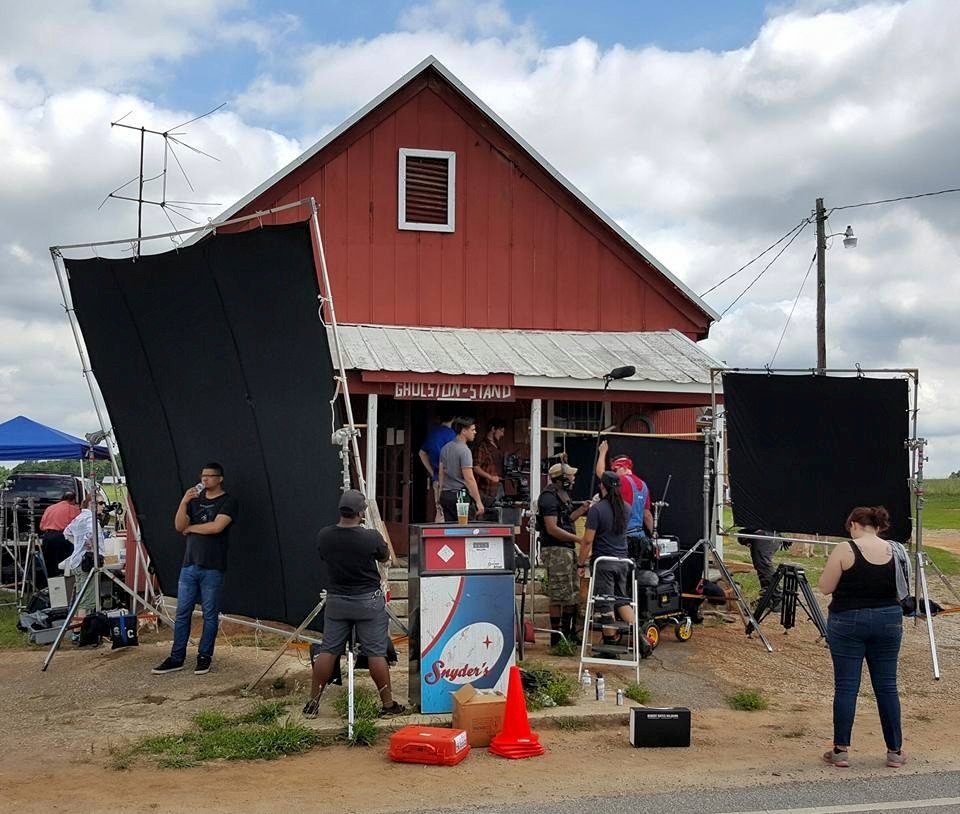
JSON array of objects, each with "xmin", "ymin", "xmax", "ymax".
[
  {"xmin": 562, "ymin": 436, "xmax": 707, "ymax": 591},
  {"xmin": 66, "ymin": 223, "xmax": 340, "ymax": 625},
  {"xmin": 723, "ymin": 373, "xmax": 912, "ymax": 542}
]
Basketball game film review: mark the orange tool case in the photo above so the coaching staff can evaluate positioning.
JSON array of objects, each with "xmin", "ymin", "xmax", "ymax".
[{"xmin": 388, "ymin": 726, "xmax": 471, "ymax": 766}]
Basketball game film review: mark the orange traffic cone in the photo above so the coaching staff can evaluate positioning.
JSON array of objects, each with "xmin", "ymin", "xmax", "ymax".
[{"xmin": 489, "ymin": 665, "xmax": 546, "ymax": 759}]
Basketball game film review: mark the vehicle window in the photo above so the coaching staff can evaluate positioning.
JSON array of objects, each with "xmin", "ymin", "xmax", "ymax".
[{"xmin": 9, "ymin": 477, "xmax": 74, "ymax": 500}]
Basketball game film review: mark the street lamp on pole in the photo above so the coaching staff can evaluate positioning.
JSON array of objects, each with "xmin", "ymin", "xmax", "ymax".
[{"xmin": 814, "ymin": 198, "xmax": 858, "ymax": 371}]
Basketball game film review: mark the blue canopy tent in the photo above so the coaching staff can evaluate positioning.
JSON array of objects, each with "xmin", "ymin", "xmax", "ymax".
[{"xmin": 0, "ymin": 415, "xmax": 109, "ymax": 461}]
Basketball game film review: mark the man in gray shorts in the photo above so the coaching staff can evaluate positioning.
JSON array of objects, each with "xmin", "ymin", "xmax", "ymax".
[{"xmin": 303, "ymin": 490, "xmax": 405, "ymax": 718}]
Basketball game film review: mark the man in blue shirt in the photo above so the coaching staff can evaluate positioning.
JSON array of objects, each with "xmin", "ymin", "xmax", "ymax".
[{"xmin": 418, "ymin": 416, "xmax": 455, "ymax": 522}]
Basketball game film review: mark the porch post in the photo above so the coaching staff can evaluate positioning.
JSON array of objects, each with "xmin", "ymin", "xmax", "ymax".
[
  {"xmin": 365, "ymin": 394, "xmax": 378, "ymax": 501},
  {"xmin": 529, "ymin": 398, "xmax": 542, "ymax": 562}
]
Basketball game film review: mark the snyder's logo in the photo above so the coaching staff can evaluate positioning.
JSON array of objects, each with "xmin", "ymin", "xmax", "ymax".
[{"xmin": 425, "ymin": 622, "xmax": 503, "ymax": 685}]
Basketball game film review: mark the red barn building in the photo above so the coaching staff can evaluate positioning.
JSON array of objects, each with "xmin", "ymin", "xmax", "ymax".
[{"xmin": 212, "ymin": 56, "xmax": 720, "ymax": 551}]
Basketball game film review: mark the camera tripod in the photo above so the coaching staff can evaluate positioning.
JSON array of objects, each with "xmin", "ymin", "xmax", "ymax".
[{"xmin": 747, "ymin": 563, "xmax": 827, "ymax": 639}]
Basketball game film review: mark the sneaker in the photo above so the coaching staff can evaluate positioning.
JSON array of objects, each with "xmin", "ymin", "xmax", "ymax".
[
  {"xmin": 302, "ymin": 698, "xmax": 320, "ymax": 719},
  {"xmin": 152, "ymin": 658, "xmax": 184, "ymax": 675},
  {"xmin": 823, "ymin": 748, "xmax": 850, "ymax": 768},
  {"xmin": 379, "ymin": 701, "xmax": 407, "ymax": 718},
  {"xmin": 194, "ymin": 656, "xmax": 211, "ymax": 675},
  {"xmin": 886, "ymin": 749, "xmax": 907, "ymax": 768}
]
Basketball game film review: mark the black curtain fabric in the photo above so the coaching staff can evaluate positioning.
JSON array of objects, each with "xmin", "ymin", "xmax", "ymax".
[
  {"xmin": 723, "ymin": 373, "xmax": 912, "ymax": 542},
  {"xmin": 561, "ymin": 436, "xmax": 707, "ymax": 588},
  {"xmin": 66, "ymin": 223, "xmax": 340, "ymax": 625}
]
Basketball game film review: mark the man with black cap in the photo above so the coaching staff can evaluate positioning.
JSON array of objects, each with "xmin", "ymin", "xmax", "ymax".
[
  {"xmin": 303, "ymin": 489, "xmax": 405, "ymax": 718},
  {"xmin": 537, "ymin": 462, "xmax": 590, "ymax": 645}
]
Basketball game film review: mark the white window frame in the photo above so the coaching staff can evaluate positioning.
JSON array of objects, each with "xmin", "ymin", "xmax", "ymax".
[{"xmin": 398, "ymin": 148, "xmax": 456, "ymax": 233}]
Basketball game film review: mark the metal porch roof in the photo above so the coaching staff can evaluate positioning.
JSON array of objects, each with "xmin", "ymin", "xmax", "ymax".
[{"xmin": 329, "ymin": 324, "xmax": 720, "ymax": 388}]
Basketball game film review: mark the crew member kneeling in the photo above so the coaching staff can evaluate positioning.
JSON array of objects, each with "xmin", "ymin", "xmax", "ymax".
[{"xmin": 303, "ymin": 490, "xmax": 405, "ymax": 718}]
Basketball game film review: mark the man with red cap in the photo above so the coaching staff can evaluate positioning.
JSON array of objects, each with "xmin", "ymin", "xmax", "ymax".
[{"xmin": 595, "ymin": 440, "xmax": 653, "ymax": 546}]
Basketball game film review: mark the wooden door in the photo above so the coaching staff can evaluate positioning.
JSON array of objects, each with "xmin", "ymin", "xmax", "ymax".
[{"xmin": 376, "ymin": 399, "xmax": 411, "ymax": 551}]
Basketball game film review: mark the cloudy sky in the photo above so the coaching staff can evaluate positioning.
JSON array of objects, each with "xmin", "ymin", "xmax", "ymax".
[{"xmin": 2, "ymin": 0, "xmax": 958, "ymax": 475}]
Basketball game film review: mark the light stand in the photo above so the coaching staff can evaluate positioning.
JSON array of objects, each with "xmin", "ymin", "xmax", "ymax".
[
  {"xmin": 672, "ymin": 413, "xmax": 773, "ymax": 653},
  {"xmin": 907, "ymin": 436, "xmax": 944, "ymax": 680}
]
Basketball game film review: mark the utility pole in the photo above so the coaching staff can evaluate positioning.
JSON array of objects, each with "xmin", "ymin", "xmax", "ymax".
[{"xmin": 815, "ymin": 197, "xmax": 827, "ymax": 370}]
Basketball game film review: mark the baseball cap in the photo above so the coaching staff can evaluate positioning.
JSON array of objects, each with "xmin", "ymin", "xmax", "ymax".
[
  {"xmin": 609, "ymin": 455, "xmax": 633, "ymax": 471},
  {"xmin": 600, "ymin": 471, "xmax": 621, "ymax": 491},
  {"xmin": 548, "ymin": 462, "xmax": 578, "ymax": 479},
  {"xmin": 338, "ymin": 489, "xmax": 367, "ymax": 517}
]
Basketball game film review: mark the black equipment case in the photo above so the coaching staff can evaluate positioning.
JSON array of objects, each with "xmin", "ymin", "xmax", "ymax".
[{"xmin": 629, "ymin": 707, "xmax": 691, "ymax": 747}]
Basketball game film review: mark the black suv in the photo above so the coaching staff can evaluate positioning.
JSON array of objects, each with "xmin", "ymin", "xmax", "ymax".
[{"xmin": 1, "ymin": 473, "xmax": 85, "ymax": 537}]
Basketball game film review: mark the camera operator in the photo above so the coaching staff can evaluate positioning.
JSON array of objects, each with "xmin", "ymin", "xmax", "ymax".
[
  {"xmin": 40, "ymin": 490, "xmax": 81, "ymax": 578},
  {"xmin": 303, "ymin": 490, "xmax": 405, "ymax": 718},
  {"xmin": 536, "ymin": 463, "xmax": 590, "ymax": 645}
]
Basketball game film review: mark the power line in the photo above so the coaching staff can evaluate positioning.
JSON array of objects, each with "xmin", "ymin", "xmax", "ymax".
[
  {"xmin": 699, "ymin": 218, "xmax": 810, "ymax": 298},
  {"xmin": 831, "ymin": 186, "xmax": 960, "ymax": 212},
  {"xmin": 769, "ymin": 250, "xmax": 817, "ymax": 366},
  {"xmin": 720, "ymin": 219, "xmax": 810, "ymax": 317}
]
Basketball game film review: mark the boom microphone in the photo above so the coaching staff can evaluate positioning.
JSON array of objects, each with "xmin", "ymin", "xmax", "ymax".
[{"xmin": 606, "ymin": 365, "xmax": 636, "ymax": 381}]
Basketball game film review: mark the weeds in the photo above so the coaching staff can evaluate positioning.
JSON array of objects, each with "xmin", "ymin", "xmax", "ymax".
[
  {"xmin": 110, "ymin": 702, "xmax": 324, "ymax": 770},
  {"xmin": 333, "ymin": 685, "xmax": 382, "ymax": 747},
  {"xmin": 520, "ymin": 662, "xmax": 580, "ymax": 710},
  {"xmin": 554, "ymin": 716, "xmax": 590, "ymax": 731},
  {"xmin": 727, "ymin": 690, "xmax": 769, "ymax": 711},
  {"xmin": 623, "ymin": 682, "xmax": 651, "ymax": 704},
  {"xmin": 550, "ymin": 638, "xmax": 578, "ymax": 657},
  {"xmin": 782, "ymin": 729, "xmax": 805, "ymax": 738}
]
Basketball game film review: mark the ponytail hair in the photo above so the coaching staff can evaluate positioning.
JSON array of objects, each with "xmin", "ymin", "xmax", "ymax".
[
  {"xmin": 600, "ymin": 471, "xmax": 627, "ymax": 536},
  {"xmin": 845, "ymin": 506, "xmax": 891, "ymax": 534}
]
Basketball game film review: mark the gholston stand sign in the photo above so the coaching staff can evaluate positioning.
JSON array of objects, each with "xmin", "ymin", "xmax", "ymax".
[{"xmin": 394, "ymin": 381, "xmax": 514, "ymax": 401}]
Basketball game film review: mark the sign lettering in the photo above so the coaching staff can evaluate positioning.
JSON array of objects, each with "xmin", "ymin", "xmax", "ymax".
[{"xmin": 394, "ymin": 382, "xmax": 514, "ymax": 402}]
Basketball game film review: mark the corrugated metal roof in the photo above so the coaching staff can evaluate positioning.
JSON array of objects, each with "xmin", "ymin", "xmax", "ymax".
[{"xmin": 329, "ymin": 324, "xmax": 720, "ymax": 385}]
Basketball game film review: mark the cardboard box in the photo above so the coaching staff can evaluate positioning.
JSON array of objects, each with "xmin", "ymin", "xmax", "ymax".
[{"xmin": 451, "ymin": 684, "xmax": 506, "ymax": 747}]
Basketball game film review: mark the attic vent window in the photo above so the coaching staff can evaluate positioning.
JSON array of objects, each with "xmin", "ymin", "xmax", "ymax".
[{"xmin": 398, "ymin": 148, "xmax": 455, "ymax": 232}]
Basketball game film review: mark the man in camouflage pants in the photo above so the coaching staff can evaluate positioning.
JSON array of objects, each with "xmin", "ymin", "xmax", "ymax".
[{"xmin": 537, "ymin": 463, "xmax": 591, "ymax": 646}]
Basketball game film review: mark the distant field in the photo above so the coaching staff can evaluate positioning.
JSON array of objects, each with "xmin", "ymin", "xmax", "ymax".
[{"xmin": 917, "ymin": 478, "xmax": 960, "ymax": 529}]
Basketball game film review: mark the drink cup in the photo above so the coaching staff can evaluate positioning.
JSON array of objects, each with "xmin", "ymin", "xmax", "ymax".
[{"xmin": 456, "ymin": 502, "xmax": 470, "ymax": 525}]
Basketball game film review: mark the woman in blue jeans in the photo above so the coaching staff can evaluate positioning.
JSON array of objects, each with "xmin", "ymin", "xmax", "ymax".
[{"xmin": 818, "ymin": 506, "xmax": 907, "ymax": 769}]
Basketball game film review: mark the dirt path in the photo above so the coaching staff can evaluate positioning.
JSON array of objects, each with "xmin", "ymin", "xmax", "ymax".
[{"xmin": 2, "ymin": 587, "xmax": 958, "ymax": 814}]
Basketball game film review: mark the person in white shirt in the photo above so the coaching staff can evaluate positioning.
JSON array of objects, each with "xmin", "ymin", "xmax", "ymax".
[{"xmin": 60, "ymin": 495, "xmax": 108, "ymax": 610}]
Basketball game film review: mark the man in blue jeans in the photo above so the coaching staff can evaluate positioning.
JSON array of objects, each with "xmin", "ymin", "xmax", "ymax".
[{"xmin": 153, "ymin": 463, "xmax": 238, "ymax": 676}]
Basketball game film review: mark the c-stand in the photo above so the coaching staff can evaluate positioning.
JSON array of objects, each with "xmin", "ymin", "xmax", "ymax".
[
  {"xmin": 672, "ymin": 413, "xmax": 773, "ymax": 653},
  {"xmin": 747, "ymin": 563, "xmax": 827, "ymax": 639}
]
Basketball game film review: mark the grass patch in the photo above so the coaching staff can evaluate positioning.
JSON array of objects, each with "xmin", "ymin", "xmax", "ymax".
[
  {"xmin": 782, "ymin": 729, "xmax": 806, "ymax": 738},
  {"xmin": 623, "ymin": 682, "xmax": 652, "ymax": 704},
  {"xmin": 0, "ymin": 603, "xmax": 33, "ymax": 650},
  {"xmin": 112, "ymin": 702, "xmax": 324, "ymax": 769},
  {"xmin": 519, "ymin": 662, "xmax": 580, "ymax": 710},
  {"xmin": 549, "ymin": 638, "xmax": 578, "ymax": 657},
  {"xmin": 333, "ymin": 685, "xmax": 382, "ymax": 747},
  {"xmin": 925, "ymin": 545, "xmax": 960, "ymax": 576},
  {"xmin": 727, "ymin": 690, "xmax": 769, "ymax": 711}
]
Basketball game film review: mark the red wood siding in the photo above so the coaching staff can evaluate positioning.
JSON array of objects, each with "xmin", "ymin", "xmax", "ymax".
[{"xmin": 226, "ymin": 69, "xmax": 711, "ymax": 338}]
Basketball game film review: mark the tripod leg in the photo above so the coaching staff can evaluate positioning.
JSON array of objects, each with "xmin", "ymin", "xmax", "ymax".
[
  {"xmin": 708, "ymin": 548, "xmax": 773, "ymax": 652},
  {"xmin": 924, "ymin": 556, "xmax": 960, "ymax": 605},
  {"xmin": 749, "ymin": 565, "xmax": 783, "ymax": 630},
  {"xmin": 246, "ymin": 594, "xmax": 328, "ymax": 691},
  {"xmin": 796, "ymin": 576, "xmax": 827, "ymax": 639},
  {"xmin": 41, "ymin": 567, "xmax": 97, "ymax": 672}
]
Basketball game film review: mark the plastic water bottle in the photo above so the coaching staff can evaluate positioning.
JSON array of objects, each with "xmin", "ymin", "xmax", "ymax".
[
  {"xmin": 616, "ymin": 688, "xmax": 624, "ymax": 706},
  {"xmin": 595, "ymin": 672, "xmax": 606, "ymax": 702},
  {"xmin": 581, "ymin": 669, "xmax": 592, "ymax": 688}
]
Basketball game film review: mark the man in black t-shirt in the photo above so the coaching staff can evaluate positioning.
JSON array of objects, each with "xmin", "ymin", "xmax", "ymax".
[
  {"xmin": 153, "ymin": 463, "xmax": 238, "ymax": 676},
  {"xmin": 537, "ymin": 462, "xmax": 590, "ymax": 645},
  {"xmin": 303, "ymin": 490, "xmax": 405, "ymax": 719}
]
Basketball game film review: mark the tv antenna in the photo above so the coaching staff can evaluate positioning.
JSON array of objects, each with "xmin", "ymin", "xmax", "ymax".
[{"xmin": 100, "ymin": 103, "xmax": 226, "ymax": 255}]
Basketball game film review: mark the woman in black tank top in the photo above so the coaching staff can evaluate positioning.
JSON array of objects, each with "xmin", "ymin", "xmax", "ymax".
[{"xmin": 817, "ymin": 506, "xmax": 905, "ymax": 769}]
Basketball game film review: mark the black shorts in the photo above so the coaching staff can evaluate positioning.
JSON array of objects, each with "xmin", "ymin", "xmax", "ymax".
[
  {"xmin": 592, "ymin": 560, "xmax": 633, "ymax": 615},
  {"xmin": 319, "ymin": 591, "xmax": 389, "ymax": 657}
]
